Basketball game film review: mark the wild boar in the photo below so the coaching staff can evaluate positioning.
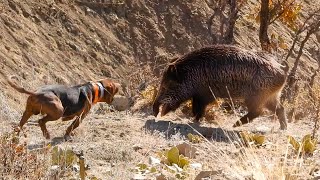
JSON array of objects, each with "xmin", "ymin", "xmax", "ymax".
[{"xmin": 153, "ymin": 45, "xmax": 288, "ymax": 129}]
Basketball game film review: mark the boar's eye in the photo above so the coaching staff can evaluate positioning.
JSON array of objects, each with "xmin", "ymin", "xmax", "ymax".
[{"xmin": 161, "ymin": 80, "xmax": 180, "ymax": 91}]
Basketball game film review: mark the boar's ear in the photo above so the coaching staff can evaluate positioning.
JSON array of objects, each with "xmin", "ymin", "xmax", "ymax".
[{"xmin": 167, "ymin": 64, "xmax": 182, "ymax": 83}]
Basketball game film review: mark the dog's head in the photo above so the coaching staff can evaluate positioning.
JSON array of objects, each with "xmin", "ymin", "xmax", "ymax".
[{"xmin": 98, "ymin": 79, "xmax": 119, "ymax": 104}]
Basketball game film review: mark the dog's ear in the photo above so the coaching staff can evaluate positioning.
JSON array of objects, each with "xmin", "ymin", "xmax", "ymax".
[{"xmin": 102, "ymin": 81, "xmax": 119, "ymax": 96}]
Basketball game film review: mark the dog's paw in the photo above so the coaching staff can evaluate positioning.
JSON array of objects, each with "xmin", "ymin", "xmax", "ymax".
[
  {"xmin": 44, "ymin": 134, "xmax": 51, "ymax": 140},
  {"xmin": 12, "ymin": 125, "xmax": 21, "ymax": 133}
]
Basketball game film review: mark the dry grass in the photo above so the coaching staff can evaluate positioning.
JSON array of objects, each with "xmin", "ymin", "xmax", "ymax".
[
  {"xmin": 1, "ymin": 0, "xmax": 319, "ymax": 179},
  {"xmin": 0, "ymin": 87, "xmax": 53, "ymax": 179},
  {"xmin": 284, "ymin": 80, "xmax": 320, "ymax": 131},
  {"xmin": 2, "ymin": 73, "xmax": 320, "ymax": 180},
  {"xmin": 0, "ymin": 131, "xmax": 51, "ymax": 179},
  {"xmin": 1, "ymin": 88, "xmax": 320, "ymax": 179},
  {"xmin": 130, "ymin": 81, "xmax": 320, "ymax": 179},
  {"xmin": 161, "ymin": 114, "xmax": 319, "ymax": 180},
  {"xmin": 193, "ymin": 125, "xmax": 314, "ymax": 179}
]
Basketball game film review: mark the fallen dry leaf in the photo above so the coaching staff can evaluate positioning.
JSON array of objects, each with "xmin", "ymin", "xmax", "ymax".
[
  {"xmin": 176, "ymin": 142, "xmax": 197, "ymax": 159},
  {"xmin": 194, "ymin": 170, "xmax": 218, "ymax": 180}
]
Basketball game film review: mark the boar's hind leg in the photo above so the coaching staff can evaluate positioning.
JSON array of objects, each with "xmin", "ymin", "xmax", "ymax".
[
  {"xmin": 276, "ymin": 105, "xmax": 287, "ymax": 130},
  {"xmin": 233, "ymin": 111, "xmax": 262, "ymax": 127},
  {"xmin": 192, "ymin": 96, "xmax": 209, "ymax": 122},
  {"xmin": 233, "ymin": 98, "xmax": 263, "ymax": 127},
  {"xmin": 266, "ymin": 100, "xmax": 287, "ymax": 130}
]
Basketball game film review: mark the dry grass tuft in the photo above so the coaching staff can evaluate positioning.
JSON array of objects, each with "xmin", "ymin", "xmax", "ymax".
[
  {"xmin": 284, "ymin": 81, "xmax": 320, "ymax": 126},
  {"xmin": 0, "ymin": 131, "xmax": 50, "ymax": 179},
  {"xmin": 184, "ymin": 118, "xmax": 317, "ymax": 179}
]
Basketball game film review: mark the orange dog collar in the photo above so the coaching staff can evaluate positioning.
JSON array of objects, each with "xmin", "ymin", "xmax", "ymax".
[
  {"xmin": 91, "ymin": 82, "xmax": 105, "ymax": 104},
  {"xmin": 92, "ymin": 82, "xmax": 100, "ymax": 104}
]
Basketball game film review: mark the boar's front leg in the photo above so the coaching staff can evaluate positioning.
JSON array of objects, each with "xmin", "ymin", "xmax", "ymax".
[{"xmin": 192, "ymin": 96, "xmax": 208, "ymax": 122}]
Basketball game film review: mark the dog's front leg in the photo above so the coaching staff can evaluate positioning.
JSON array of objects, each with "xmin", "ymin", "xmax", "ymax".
[
  {"xmin": 64, "ymin": 103, "xmax": 91, "ymax": 141},
  {"xmin": 64, "ymin": 116, "xmax": 81, "ymax": 139}
]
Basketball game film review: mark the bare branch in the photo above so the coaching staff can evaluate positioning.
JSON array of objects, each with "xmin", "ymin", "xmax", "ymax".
[{"xmin": 285, "ymin": 8, "xmax": 320, "ymax": 61}]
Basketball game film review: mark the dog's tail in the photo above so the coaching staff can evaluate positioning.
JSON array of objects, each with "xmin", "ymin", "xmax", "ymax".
[{"xmin": 7, "ymin": 76, "xmax": 35, "ymax": 95}]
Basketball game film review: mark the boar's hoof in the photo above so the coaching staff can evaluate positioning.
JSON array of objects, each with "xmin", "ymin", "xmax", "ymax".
[
  {"xmin": 280, "ymin": 124, "xmax": 287, "ymax": 130},
  {"xmin": 192, "ymin": 117, "xmax": 201, "ymax": 123},
  {"xmin": 232, "ymin": 121, "xmax": 242, "ymax": 127}
]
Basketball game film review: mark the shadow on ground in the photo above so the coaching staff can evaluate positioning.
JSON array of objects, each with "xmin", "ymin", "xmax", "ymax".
[
  {"xmin": 27, "ymin": 136, "xmax": 66, "ymax": 150},
  {"xmin": 144, "ymin": 119, "xmax": 242, "ymax": 142}
]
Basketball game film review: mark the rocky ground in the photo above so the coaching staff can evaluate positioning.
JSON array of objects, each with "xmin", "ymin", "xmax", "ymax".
[
  {"xmin": 0, "ymin": 0, "xmax": 320, "ymax": 179},
  {"xmin": 3, "ymin": 106, "xmax": 318, "ymax": 179}
]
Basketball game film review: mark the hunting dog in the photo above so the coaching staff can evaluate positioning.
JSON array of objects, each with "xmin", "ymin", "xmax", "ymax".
[{"xmin": 8, "ymin": 77, "xmax": 119, "ymax": 139}]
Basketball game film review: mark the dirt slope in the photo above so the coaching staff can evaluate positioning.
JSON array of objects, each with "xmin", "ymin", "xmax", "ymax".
[
  {"xmin": 1, "ymin": 0, "xmax": 320, "ymax": 179},
  {"xmin": 0, "ymin": 0, "xmax": 318, "ymax": 105},
  {"xmin": 0, "ymin": 0, "xmax": 217, "ymax": 112}
]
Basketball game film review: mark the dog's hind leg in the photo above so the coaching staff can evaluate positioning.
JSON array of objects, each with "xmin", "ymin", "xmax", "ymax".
[
  {"xmin": 19, "ymin": 110, "xmax": 33, "ymax": 128},
  {"xmin": 38, "ymin": 116, "xmax": 50, "ymax": 139},
  {"xmin": 16, "ymin": 109, "xmax": 33, "ymax": 134},
  {"xmin": 35, "ymin": 93, "xmax": 64, "ymax": 139},
  {"xmin": 38, "ymin": 115, "xmax": 61, "ymax": 139},
  {"xmin": 18, "ymin": 96, "xmax": 36, "ymax": 130}
]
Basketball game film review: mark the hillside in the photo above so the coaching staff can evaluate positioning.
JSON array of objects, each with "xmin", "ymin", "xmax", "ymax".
[{"xmin": 0, "ymin": 0, "xmax": 320, "ymax": 179}]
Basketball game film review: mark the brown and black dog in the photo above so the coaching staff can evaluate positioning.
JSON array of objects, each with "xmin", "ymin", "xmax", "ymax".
[{"xmin": 7, "ymin": 77, "xmax": 119, "ymax": 139}]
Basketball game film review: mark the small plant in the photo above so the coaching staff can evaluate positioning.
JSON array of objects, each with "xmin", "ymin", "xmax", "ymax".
[
  {"xmin": 140, "ymin": 85, "xmax": 158, "ymax": 104},
  {"xmin": 288, "ymin": 134, "xmax": 317, "ymax": 154},
  {"xmin": 187, "ymin": 133, "xmax": 203, "ymax": 143},
  {"xmin": 239, "ymin": 131, "xmax": 266, "ymax": 146},
  {"xmin": 247, "ymin": 0, "xmax": 302, "ymax": 30},
  {"xmin": 133, "ymin": 143, "xmax": 201, "ymax": 179},
  {"xmin": 157, "ymin": 146, "xmax": 190, "ymax": 169},
  {"xmin": 134, "ymin": 163, "xmax": 158, "ymax": 176},
  {"xmin": 51, "ymin": 146, "xmax": 77, "ymax": 167}
]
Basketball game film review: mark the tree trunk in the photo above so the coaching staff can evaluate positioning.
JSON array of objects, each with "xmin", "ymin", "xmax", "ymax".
[
  {"xmin": 223, "ymin": 0, "xmax": 238, "ymax": 44},
  {"xmin": 259, "ymin": 0, "xmax": 271, "ymax": 52},
  {"xmin": 208, "ymin": 0, "xmax": 240, "ymax": 44}
]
